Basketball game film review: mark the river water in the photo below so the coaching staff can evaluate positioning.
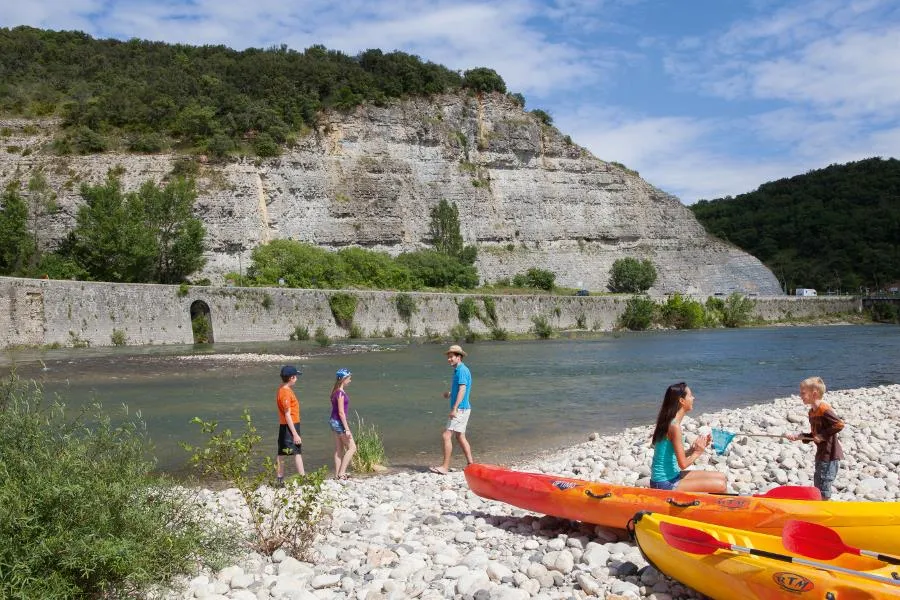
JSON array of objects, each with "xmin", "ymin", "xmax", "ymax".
[{"xmin": 3, "ymin": 325, "xmax": 898, "ymax": 476}]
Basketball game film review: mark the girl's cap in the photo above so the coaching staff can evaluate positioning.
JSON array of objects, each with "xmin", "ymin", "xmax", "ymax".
[{"xmin": 336, "ymin": 368, "xmax": 352, "ymax": 380}]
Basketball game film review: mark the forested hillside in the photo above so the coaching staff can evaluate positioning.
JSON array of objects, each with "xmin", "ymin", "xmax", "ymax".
[
  {"xmin": 0, "ymin": 26, "xmax": 511, "ymax": 157},
  {"xmin": 690, "ymin": 157, "xmax": 900, "ymax": 293}
]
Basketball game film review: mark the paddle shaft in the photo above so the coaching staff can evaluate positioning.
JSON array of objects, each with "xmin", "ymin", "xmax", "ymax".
[
  {"xmin": 728, "ymin": 543, "xmax": 900, "ymax": 586},
  {"xmin": 860, "ymin": 550, "xmax": 900, "ymax": 565}
]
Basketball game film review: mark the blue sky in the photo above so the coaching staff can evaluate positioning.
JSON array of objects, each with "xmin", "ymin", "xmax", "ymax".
[{"xmin": 3, "ymin": 0, "xmax": 900, "ymax": 203}]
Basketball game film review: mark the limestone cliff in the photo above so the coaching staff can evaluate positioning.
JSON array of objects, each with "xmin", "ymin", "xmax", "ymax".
[{"xmin": 0, "ymin": 93, "xmax": 782, "ymax": 295}]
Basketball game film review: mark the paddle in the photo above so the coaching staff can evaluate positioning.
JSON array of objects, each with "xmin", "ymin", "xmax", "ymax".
[
  {"xmin": 754, "ymin": 485, "xmax": 821, "ymax": 501},
  {"xmin": 783, "ymin": 519, "xmax": 900, "ymax": 565},
  {"xmin": 659, "ymin": 520, "xmax": 900, "ymax": 586}
]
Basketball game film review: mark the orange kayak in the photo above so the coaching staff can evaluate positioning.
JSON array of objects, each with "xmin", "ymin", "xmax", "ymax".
[{"xmin": 465, "ymin": 463, "xmax": 900, "ymax": 555}]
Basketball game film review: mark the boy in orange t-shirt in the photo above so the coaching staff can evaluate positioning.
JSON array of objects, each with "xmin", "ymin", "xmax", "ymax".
[{"xmin": 276, "ymin": 365, "xmax": 305, "ymax": 486}]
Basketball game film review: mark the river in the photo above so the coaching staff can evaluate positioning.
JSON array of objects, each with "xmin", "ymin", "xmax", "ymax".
[{"xmin": 2, "ymin": 324, "xmax": 898, "ymax": 476}]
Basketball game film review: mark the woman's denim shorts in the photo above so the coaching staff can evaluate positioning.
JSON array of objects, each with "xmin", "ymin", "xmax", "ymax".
[
  {"xmin": 649, "ymin": 471, "xmax": 686, "ymax": 490},
  {"xmin": 329, "ymin": 418, "xmax": 347, "ymax": 434}
]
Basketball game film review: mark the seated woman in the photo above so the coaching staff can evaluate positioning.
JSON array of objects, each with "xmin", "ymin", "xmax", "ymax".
[{"xmin": 650, "ymin": 382, "xmax": 727, "ymax": 493}]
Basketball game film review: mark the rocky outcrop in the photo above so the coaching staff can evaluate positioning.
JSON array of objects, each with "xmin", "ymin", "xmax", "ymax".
[{"xmin": 0, "ymin": 93, "xmax": 782, "ymax": 295}]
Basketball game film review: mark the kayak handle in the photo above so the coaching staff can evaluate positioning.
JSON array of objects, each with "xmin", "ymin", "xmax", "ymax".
[
  {"xmin": 667, "ymin": 498, "xmax": 701, "ymax": 508},
  {"xmin": 585, "ymin": 490, "xmax": 612, "ymax": 500}
]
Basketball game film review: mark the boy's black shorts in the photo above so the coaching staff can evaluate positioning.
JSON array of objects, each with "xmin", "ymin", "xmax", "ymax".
[{"xmin": 277, "ymin": 423, "xmax": 302, "ymax": 455}]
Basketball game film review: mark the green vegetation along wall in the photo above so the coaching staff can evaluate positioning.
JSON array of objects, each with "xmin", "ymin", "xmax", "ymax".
[{"xmin": 690, "ymin": 157, "xmax": 900, "ymax": 293}]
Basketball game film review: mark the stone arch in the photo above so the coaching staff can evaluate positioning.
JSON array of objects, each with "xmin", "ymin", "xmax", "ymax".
[{"xmin": 190, "ymin": 300, "xmax": 214, "ymax": 344}]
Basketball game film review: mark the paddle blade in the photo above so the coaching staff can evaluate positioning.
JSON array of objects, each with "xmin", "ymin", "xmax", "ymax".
[
  {"xmin": 711, "ymin": 428, "xmax": 737, "ymax": 454},
  {"xmin": 659, "ymin": 521, "xmax": 726, "ymax": 555},
  {"xmin": 782, "ymin": 519, "xmax": 851, "ymax": 561},
  {"xmin": 757, "ymin": 485, "xmax": 822, "ymax": 501}
]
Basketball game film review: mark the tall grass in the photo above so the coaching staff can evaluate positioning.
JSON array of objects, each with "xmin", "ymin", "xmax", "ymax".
[{"xmin": 351, "ymin": 412, "xmax": 387, "ymax": 473}]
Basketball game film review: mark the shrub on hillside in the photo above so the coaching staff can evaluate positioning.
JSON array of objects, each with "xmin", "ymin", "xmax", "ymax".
[
  {"xmin": 608, "ymin": 257, "xmax": 657, "ymax": 293},
  {"xmin": 0, "ymin": 374, "xmax": 231, "ymax": 599},
  {"xmin": 511, "ymin": 267, "xmax": 556, "ymax": 291},
  {"xmin": 396, "ymin": 250, "xmax": 478, "ymax": 289}
]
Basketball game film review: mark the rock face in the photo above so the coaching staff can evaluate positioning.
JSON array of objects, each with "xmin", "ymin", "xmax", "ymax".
[{"xmin": 0, "ymin": 93, "xmax": 782, "ymax": 295}]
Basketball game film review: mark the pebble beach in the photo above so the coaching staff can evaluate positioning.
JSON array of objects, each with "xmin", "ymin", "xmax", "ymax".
[{"xmin": 161, "ymin": 384, "xmax": 900, "ymax": 600}]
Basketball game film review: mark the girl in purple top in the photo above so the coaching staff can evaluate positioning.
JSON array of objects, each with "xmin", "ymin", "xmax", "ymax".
[{"xmin": 329, "ymin": 368, "xmax": 356, "ymax": 480}]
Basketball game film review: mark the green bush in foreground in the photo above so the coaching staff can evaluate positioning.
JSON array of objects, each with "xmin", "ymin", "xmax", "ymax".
[
  {"xmin": 0, "ymin": 374, "xmax": 231, "ymax": 599},
  {"xmin": 183, "ymin": 411, "xmax": 331, "ymax": 558}
]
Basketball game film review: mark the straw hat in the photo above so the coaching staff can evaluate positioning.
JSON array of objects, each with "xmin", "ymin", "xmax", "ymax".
[{"xmin": 446, "ymin": 344, "xmax": 467, "ymax": 357}]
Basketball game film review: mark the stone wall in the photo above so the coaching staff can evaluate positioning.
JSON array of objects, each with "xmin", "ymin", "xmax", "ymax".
[{"xmin": 0, "ymin": 277, "xmax": 862, "ymax": 349}]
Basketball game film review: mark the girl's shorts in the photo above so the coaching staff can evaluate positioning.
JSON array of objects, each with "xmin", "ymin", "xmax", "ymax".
[
  {"xmin": 329, "ymin": 418, "xmax": 347, "ymax": 434},
  {"xmin": 649, "ymin": 471, "xmax": 686, "ymax": 490}
]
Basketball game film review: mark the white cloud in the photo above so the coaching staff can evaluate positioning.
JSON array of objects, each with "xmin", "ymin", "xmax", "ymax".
[{"xmin": 751, "ymin": 30, "xmax": 900, "ymax": 118}]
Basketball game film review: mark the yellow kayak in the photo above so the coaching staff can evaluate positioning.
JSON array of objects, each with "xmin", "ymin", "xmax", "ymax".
[{"xmin": 631, "ymin": 512, "xmax": 900, "ymax": 600}]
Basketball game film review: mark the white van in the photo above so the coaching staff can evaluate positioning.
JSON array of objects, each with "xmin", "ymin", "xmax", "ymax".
[{"xmin": 795, "ymin": 288, "xmax": 817, "ymax": 297}]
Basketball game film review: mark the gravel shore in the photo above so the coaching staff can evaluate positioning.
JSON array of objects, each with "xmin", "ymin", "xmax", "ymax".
[{"xmin": 163, "ymin": 384, "xmax": 900, "ymax": 600}]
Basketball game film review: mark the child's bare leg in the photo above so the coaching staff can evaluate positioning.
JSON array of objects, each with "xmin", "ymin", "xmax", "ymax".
[
  {"xmin": 340, "ymin": 437, "xmax": 357, "ymax": 477},
  {"xmin": 294, "ymin": 453, "xmax": 305, "ymax": 476}
]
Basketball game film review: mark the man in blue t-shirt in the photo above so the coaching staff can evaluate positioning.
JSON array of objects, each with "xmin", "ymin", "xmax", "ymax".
[{"xmin": 430, "ymin": 344, "xmax": 474, "ymax": 474}]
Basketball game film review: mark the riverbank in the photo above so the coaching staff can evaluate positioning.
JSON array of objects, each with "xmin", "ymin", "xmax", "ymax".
[{"xmin": 159, "ymin": 384, "xmax": 900, "ymax": 599}]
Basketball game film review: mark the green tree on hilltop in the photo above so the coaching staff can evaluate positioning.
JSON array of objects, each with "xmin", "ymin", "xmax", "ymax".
[{"xmin": 462, "ymin": 67, "xmax": 507, "ymax": 94}]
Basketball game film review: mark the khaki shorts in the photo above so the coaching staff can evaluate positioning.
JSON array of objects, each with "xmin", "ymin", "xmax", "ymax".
[{"xmin": 446, "ymin": 408, "xmax": 471, "ymax": 433}]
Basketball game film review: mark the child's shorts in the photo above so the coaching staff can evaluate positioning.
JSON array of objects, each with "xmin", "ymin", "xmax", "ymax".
[
  {"xmin": 329, "ymin": 418, "xmax": 347, "ymax": 434},
  {"xmin": 277, "ymin": 423, "xmax": 302, "ymax": 455}
]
